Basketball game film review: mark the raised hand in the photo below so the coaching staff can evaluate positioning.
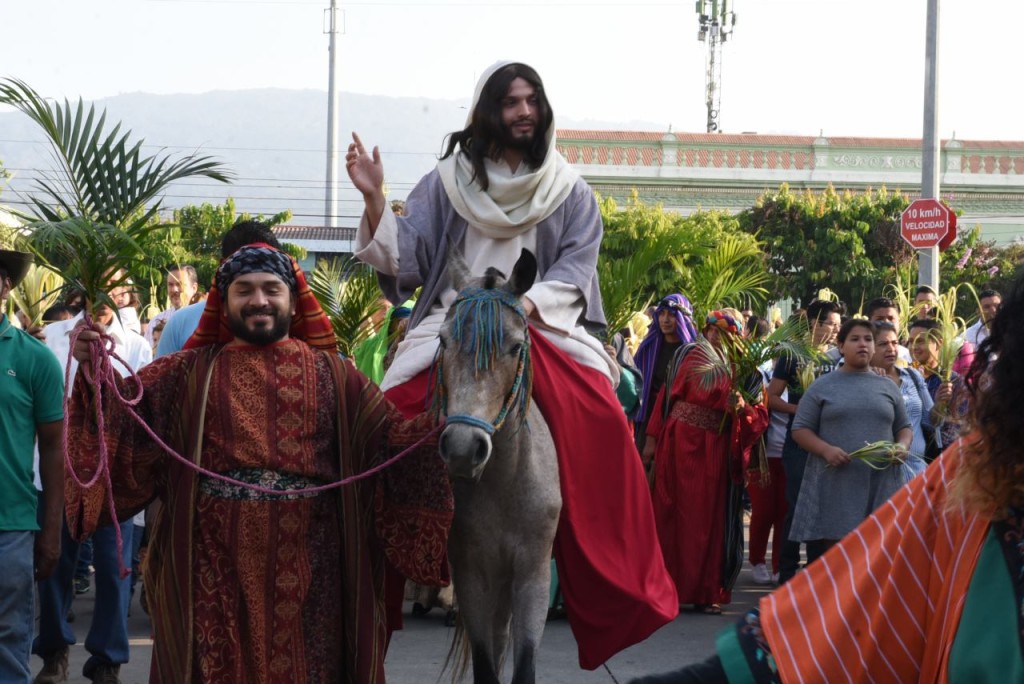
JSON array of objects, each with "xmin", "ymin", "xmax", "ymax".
[{"xmin": 346, "ymin": 132, "xmax": 384, "ymax": 197}]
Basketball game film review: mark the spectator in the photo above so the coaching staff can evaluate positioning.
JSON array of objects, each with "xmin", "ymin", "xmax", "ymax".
[
  {"xmin": 145, "ymin": 265, "xmax": 201, "ymax": 348},
  {"xmin": 630, "ymin": 271, "xmax": 1024, "ymax": 684},
  {"xmin": 866, "ymin": 296, "xmax": 912, "ymax": 364},
  {"xmin": 33, "ymin": 274, "xmax": 152, "ymax": 684},
  {"xmin": 787, "ymin": 318, "xmax": 912, "ymax": 565},
  {"xmin": 767, "ymin": 299, "xmax": 843, "ymax": 584},
  {"xmin": 965, "ymin": 288, "xmax": 1002, "ymax": 349},
  {"xmin": 908, "ymin": 318, "xmax": 969, "ymax": 458},
  {"xmin": 0, "ymin": 250, "xmax": 64, "ymax": 683},
  {"xmin": 870, "ymin": 321, "xmax": 932, "ymax": 478},
  {"xmin": 914, "ymin": 284, "xmax": 938, "ymax": 319},
  {"xmin": 746, "ymin": 316, "xmax": 787, "ymax": 585}
]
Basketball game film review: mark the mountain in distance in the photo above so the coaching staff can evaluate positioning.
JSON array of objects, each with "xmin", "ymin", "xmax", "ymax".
[{"xmin": 0, "ymin": 88, "xmax": 662, "ymax": 226}]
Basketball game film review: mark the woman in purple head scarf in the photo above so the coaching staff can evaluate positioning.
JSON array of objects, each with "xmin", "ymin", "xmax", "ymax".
[{"xmin": 633, "ymin": 294, "xmax": 699, "ymax": 443}]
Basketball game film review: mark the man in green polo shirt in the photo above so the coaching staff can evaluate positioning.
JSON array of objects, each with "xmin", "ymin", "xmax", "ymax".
[{"xmin": 0, "ymin": 249, "xmax": 64, "ymax": 682}]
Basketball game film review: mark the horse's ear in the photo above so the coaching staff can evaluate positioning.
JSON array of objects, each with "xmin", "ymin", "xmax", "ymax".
[
  {"xmin": 447, "ymin": 243, "xmax": 473, "ymax": 292},
  {"xmin": 508, "ymin": 249, "xmax": 537, "ymax": 298}
]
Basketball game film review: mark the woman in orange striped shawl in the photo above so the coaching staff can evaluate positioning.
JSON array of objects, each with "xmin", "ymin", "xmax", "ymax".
[{"xmin": 631, "ymin": 273, "xmax": 1024, "ymax": 683}]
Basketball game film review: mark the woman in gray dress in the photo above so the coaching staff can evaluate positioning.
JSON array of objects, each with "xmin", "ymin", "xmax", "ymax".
[{"xmin": 788, "ymin": 318, "xmax": 913, "ymax": 566}]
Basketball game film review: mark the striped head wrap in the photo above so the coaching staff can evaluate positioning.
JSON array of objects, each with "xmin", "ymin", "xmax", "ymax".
[
  {"xmin": 705, "ymin": 310, "xmax": 743, "ymax": 335},
  {"xmin": 215, "ymin": 245, "xmax": 296, "ymax": 295},
  {"xmin": 183, "ymin": 243, "xmax": 337, "ymax": 352}
]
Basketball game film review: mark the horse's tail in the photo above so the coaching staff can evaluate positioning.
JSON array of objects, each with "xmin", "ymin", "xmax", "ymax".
[{"xmin": 440, "ymin": 614, "xmax": 471, "ymax": 683}]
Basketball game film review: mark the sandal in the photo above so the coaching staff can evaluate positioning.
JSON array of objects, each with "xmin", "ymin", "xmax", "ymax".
[{"xmin": 694, "ymin": 603, "xmax": 722, "ymax": 615}]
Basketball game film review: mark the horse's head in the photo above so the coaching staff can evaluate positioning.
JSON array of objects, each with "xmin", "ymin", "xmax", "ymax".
[{"xmin": 435, "ymin": 247, "xmax": 537, "ymax": 481}]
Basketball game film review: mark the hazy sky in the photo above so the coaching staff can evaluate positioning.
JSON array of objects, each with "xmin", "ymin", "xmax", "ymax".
[{"xmin": 2, "ymin": 0, "xmax": 1021, "ymax": 142}]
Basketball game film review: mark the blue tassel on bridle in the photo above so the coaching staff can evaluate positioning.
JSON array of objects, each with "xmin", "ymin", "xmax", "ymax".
[{"xmin": 432, "ymin": 287, "xmax": 533, "ymax": 434}]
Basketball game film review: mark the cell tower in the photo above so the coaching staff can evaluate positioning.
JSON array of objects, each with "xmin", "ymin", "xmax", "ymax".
[{"xmin": 696, "ymin": 0, "xmax": 736, "ymax": 133}]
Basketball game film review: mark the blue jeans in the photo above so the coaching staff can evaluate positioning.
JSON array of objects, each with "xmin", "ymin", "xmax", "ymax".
[
  {"xmin": 130, "ymin": 523, "xmax": 144, "ymax": 596},
  {"xmin": 33, "ymin": 519, "xmax": 134, "ymax": 678},
  {"xmin": 75, "ymin": 537, "xmax": 94, "ymax": 582},
  {"xmin": 778, "ymin": 448, "xmax": 808, "ymax": 582},
  {"xmin": 0, "ymin": 531, "xmax": 34, "ymax": 683}
]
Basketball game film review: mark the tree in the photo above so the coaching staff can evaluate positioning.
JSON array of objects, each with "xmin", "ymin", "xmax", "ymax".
[
  {"xmin": 0, "ymin": 78, "xmax": 231, "ymax": 315},
  {"xmin": 739, "ymin": 184, "xmax": 912, "ymax": 309},
  {"xmin": 598, "ymin": 191, "xmax": 768, "ymax": 335}
]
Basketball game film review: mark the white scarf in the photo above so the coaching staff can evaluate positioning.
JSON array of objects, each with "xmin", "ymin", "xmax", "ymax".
[{"xmin": 436, "ymin": 61, "xmax": 579, "ymax": 239}]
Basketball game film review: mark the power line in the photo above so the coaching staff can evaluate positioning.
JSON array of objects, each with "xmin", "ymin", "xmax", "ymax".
[
  {"xmin": 142, "ymin": 0, "xmax": 682, "ymax": 5},
  {"xmin": 0, "ymin": 138, "xmax": 441, "ymax": 156}
]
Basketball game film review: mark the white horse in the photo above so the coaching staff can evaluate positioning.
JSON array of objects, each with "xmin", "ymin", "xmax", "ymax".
[{"xmin": 435, "ymin": 248, "xmax": 561, "ymax": 684}]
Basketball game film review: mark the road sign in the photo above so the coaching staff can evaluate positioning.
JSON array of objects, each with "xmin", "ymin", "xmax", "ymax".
[
  {"xmin": 938, "ymin": 211, "xmax": 957, "ymax": 252},
  {"xmin": 901, "ymin": 198, "xmax": 951, "ymax": 249}
]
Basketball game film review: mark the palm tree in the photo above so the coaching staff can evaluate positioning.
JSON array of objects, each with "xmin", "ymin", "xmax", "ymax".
[{"xmin": 0, "ymin": 78, "xmax": 231, "ymax": 315}]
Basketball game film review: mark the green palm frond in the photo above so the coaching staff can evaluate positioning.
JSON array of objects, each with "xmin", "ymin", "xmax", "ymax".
[
  {"xmin": 681, "ymin": 235, "xmax": 769, "ymax": 319},
  {"xmin": 8, "ymin": 264, "xmax": 64, "ymax": 327},
  {"xmin": 0, "ymin": 78, "xmax": 232, "ymax": 316},
  {"xmin": 27, "ymin": 218, "xmax": 143, "ymax": 315},
  {"xmin": 931, "ymin": 283, "xmax": 979, "ymax": 381},
  {"xmin": 0, "ymin": 78, "xmax": 231, "ymax": 230},
  {"xmin": 308, "ymin": 258, "xmax": 385, "ymax": 357},
  {"xmin": 883, "ymin": 258, "xmax": 923, "ymax": 333},
  {"xmin": 685, "ymin": 317, "xmax": 820, "ymax": 404}
]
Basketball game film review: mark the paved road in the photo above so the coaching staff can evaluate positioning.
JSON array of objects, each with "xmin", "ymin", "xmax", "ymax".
[{"xmin": 39, "ymin": 562, "xmax": 774, "ymax": 683}]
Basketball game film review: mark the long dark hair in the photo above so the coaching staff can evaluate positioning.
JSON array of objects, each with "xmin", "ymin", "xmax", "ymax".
[
  {"xmin": 953, "ymin": 270, "xmax": 1024, "ymax": 516},
  {"xmin": 440, "ymin": 63, "xmax": 553, "ymax": 191}
]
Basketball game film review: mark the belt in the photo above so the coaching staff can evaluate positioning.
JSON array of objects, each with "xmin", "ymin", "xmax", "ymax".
[
  {"xmin": 669, "ymin": 400, "xmax": 729, "ymax": 433},
  {"xmin": 198, "ymin": 468, "xmax": 327, "ymax": 501}
]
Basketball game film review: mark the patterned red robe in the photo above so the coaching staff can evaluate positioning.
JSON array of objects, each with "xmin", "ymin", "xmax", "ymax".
[{"xmin": 65, "ymin": 339, "xmax": 451, "ymax": 683}]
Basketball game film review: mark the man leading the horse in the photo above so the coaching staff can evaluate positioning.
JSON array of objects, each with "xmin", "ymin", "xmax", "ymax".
[
  {"xmin": 347, "ymin": 60, "xmax": 678, "ymax": 669},
  {"xmin": 67, "ymin": 242, "xmax": 451, "ymax": 683}
]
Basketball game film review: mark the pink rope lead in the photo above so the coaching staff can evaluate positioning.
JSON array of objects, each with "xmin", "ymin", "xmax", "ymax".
[{"xmin": 63, "ymin": 323, "xmax": 445, "ymax": 579}]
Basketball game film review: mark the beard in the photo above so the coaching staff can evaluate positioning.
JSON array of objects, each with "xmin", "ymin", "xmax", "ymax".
[
  {"xmin": 226, "ymin": 305, "xmax": 292, "ymax": 346},
  {"xmin": 502, "ymin": 119, "xmax": 540, "ymax": 151}
]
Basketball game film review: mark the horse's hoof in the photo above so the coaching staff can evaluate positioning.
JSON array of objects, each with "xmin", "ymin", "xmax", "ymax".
[
  {"xmin": 411, "ymin": 602, "xmax": 430, "ymax": 617},
  {"xmin": 444, "ymin": 609, "xmax": 458, "ymax": 627}
]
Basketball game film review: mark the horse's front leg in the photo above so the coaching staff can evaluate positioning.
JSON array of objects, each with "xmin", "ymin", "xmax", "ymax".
[
  {"xmin": 450, "ymin": 543, "xmax": 502, "ymax": 683},
  {"xmin": 508, "ymin": 556, "xmax": 554, "ymax": 684}
]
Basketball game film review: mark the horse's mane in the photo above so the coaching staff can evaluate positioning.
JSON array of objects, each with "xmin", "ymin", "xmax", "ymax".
[{"xmin": 432, "ymin": 284, "xmax": 533, "ymax": 431}]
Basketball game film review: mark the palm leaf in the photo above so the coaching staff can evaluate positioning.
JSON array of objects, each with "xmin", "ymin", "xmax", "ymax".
[
  {"xmin": 597, "ymin": 216, "xmax": 696, "ymax": 340},
  {"xmin": 308, "ymin": 258, "xmax": 386, "ymax": 357},
  {"xmin": 685, "ymin": 317, "xmax": 820, "ymax": 404},
  {"xmin": 8, "ymin": 264, "xmax": 64, "ymax": 327},
  {"xmin": 930, "ymin": 283, "xmax": 979, "ymax": 382},
  {"xmin": 680, "ymin": 235, "xmax": 769, "ymax": 320},
  {"xmin": 0, "ymin": 78, "xmax": 231, "ymax": 230},
  {"xmin": 25, "ymin": 218, "xmax": 143, "ymax": 316},
  {"xmin": 0, "ymin": 78, "xmax": 232, "ymax": 316}
]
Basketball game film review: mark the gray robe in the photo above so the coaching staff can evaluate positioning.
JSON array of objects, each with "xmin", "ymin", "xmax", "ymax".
[{"xmin": 377, "ymin": 169, "xmax": 607, "ymax": 336}]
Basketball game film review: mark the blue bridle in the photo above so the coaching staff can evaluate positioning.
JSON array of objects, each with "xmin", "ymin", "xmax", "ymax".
[{"xmin": 432, "ymin": 287, "xmax": 533, "ymax": 435}]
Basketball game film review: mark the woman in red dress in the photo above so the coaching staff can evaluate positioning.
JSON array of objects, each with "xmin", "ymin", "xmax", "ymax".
[{"xmin": 643, "ymin": 311, "xmax": 769, "ymax": 614}]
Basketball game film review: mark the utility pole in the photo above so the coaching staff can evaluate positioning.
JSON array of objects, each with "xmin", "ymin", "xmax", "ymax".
[
  {"xmin": 324, "ymin": 0, "xmax": 342, "ymax": 227},
  {"xmin": 696, "ymin": 0, "xmax": 736, "ymax": 133},
  {"xmin": 918, "ymin": 0, "xmax": 941, "ymax": 290}
]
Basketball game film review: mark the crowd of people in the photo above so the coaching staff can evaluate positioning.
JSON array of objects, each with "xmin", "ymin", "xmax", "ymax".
[{"xmin": 0, "ymin": 57, "xmax": 1018, "ymax": 684}]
